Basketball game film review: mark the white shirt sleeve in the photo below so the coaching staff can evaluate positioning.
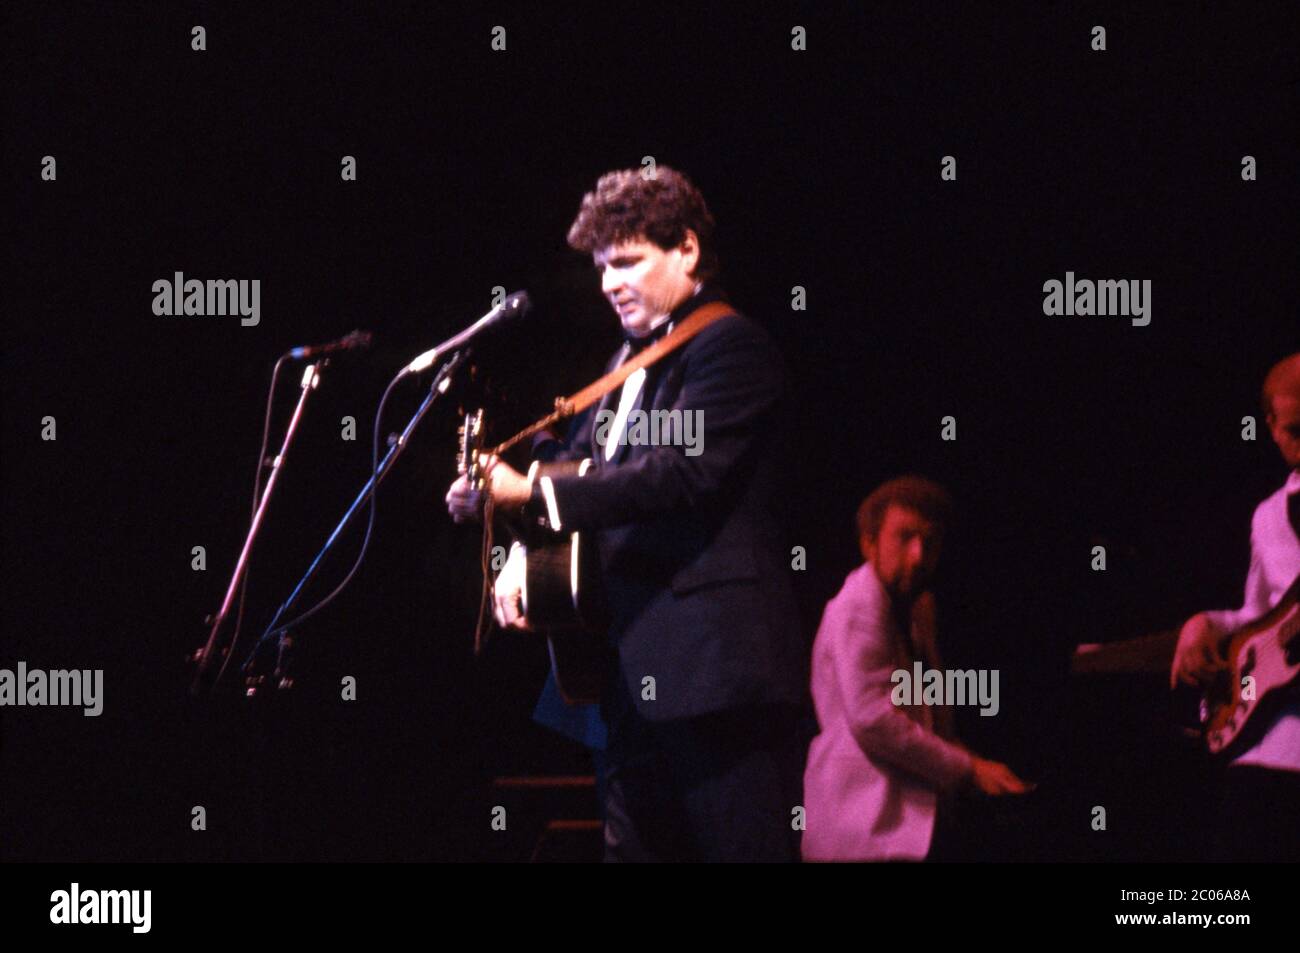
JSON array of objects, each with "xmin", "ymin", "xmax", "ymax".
[
  {"xmin": 826, "ymin": 597, "xmax": 974, "ymax": 790},
  {"xmin": 1203, "ymin": 523, "xmax": 1269, "ymax": 633}
]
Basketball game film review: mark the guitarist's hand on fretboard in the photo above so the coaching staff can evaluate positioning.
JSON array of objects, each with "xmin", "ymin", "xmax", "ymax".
[
  {"xmin": 445, "ymin": 471, "xmax": 488, "ymax": 525},
  {"xmin": 445, "ymin": 453, "xmax": 532, "ymax": 524}
]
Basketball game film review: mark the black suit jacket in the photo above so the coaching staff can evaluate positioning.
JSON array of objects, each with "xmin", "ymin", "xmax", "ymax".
[{"xmin": 525, "ymin": 285, "xmax": 808, "ymax": 725}]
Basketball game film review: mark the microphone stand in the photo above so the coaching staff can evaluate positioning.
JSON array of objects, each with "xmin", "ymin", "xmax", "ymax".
[
  {"xmin": 241, "ymin": 350, "xmax": 470, "ymax": 693},
  {"xmin": 190, "ymin": 361, "xmax": 326, "ymax": 697}
]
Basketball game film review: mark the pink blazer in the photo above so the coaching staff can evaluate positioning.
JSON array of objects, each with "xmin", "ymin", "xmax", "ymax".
[{"xmin": 802, "ymin": 563, "xmax": 973, "ymax": 861}]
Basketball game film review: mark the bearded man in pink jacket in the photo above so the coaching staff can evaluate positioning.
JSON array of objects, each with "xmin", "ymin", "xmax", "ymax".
[{"xmin": 803, "ymin": 476, "xmax": 1032, "ymax": 862}]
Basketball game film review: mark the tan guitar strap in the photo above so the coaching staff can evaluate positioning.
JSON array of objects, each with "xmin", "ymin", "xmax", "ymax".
[{"xmin": 487, "ymin": 300, "xmax": 735, "ymax": 455}]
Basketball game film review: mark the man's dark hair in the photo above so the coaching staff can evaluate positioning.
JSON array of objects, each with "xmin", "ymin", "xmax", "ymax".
[
  {"xmin": 567, "ymin": 166, "xmax": 720, "ymax": 282},
  {"xmin": 856, "ymin": 476, "xmax": 954, "ymax": 543}
]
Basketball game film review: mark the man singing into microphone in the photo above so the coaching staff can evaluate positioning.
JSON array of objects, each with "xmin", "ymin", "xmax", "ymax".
[{"xmin": 445, "ymin": 166, "xmax": 808, "ymax": 862}]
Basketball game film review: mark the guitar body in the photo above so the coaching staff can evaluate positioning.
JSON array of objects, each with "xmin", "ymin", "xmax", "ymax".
[
  {"xmin": 460, "ymin": 412, "xmax": 611, "ymax": 704},
  {"xmin": 1200, "ymin": 575, "xmax": 1300, "ymax": 756},
  {"xmin": 522, "ymin": 460, "xmax": 610, "ymax": 705}
]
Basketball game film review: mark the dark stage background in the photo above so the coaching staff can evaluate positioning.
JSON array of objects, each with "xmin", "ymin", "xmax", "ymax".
[{"xmin": 4, "ymin": 3, "xmax": 1297, "ymax": 862}]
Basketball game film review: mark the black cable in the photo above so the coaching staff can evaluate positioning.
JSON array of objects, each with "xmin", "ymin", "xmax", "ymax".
[{"xmin": 256, "ymin": 369, "xmax": 404, "ymax": 644}]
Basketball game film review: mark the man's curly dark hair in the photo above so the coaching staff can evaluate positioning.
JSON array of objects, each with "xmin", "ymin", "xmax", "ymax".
[
  {"xmin": 566, "ymin": 165, "xmax": 721, "ymax": 282},
  {"xmin": 857, "ymin": 476, "xmax": 954, "ymax": 544}
]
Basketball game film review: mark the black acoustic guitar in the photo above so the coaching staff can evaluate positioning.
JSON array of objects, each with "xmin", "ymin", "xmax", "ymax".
[
  {"xmin": 459, "ymin": 411, "xmax": 609, "ymax": 704},
  {"xmin": 453, "ymin": 302, "xmax": 735, "ymax": 704}
]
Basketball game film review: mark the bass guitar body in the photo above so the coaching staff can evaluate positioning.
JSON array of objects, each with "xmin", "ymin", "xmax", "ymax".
[
  {"xmin": 1199, "ymin": 575, "xmax": 1300, "ymax": 757},
  {"xmin": 1070, "ymin": 574, "xmax": 1300, "ymax": 757}
]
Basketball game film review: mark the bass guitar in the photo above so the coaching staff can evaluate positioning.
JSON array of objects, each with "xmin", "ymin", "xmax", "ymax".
[{"xmin": 1071, "ymin": 575, "xmax": 1300, "ymax": 756}]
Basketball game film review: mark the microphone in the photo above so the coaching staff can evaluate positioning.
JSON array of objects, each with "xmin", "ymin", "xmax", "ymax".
[
  {"xmin": 288, "ymin": 329, "xmax": 374, "ymax": 360},
  {"xmin": 402, "ymin": 291, "xmax": 531, "ymax": 376}
]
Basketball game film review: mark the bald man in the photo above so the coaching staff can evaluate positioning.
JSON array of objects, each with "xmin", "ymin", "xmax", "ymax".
[{"xmin": 1171, "ymin": 353, "xmax": 1300, "ymax": 861}]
